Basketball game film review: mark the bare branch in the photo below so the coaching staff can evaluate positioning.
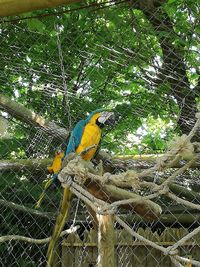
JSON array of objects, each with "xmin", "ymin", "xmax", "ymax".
[
  {"xmin": 0, "ymin": 198, "xmax": 56, "ymax": 220},
  {"xmin": 0, "ymin": 226, "xmax": 79, "ymax": 244}
]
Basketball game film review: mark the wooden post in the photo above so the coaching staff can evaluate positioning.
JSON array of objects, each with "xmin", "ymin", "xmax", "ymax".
[{"xmin": 97, "ymin": 214, "xmax": 116, "ymax": 267}]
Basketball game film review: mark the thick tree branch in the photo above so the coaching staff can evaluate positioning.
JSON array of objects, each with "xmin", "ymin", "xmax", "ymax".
[
  {"xmin": 1, "ymin": 155, "xmax": 200, "ymax": 204},
  {"xmin": 0, "ymin": 0, "xmax": 81, "ymax": 17},
  {"xmin": 111, "ymin": 154, "xmax": 200, "ymax": 169},
  {"xmin": 124, "ymin": 212, "xmax": 200, "ymax": 226},
  {"xmin": 1, "ymin": 153, "xmax": 200, "ymax": 172},
  {"xmin": 0, "ymin": 93, "xmax": 69, "ymax": 140},
  {"xmin": 0, "ymin": 158, "xmax": 52, "ymax": 171},
  {"xmin": 144, "ymin": 176, "xmax": 200, "ymax": 204},
  {"xmin": 59, "ymin": 157, "xmax": 162, "ymax": 221}
]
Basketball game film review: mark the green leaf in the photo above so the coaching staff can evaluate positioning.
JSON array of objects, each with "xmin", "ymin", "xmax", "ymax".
[{"xmin": 27, "ymin": 19, "xmax": 46, "ymax": 33}]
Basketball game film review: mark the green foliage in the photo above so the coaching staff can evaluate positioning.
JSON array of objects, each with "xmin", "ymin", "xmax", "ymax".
[
  {"xmin": 1, "ymin": 0, "xmax": 199, "ymax": 155},
  {"xmin": 0, "ymin": 138, "xmax": 27, "ymax": 159},
  {"xmin": 27, "ymin": 18, "xmax": 46, "ymax": 33},
  {"xmin": 0, "ymin": 2, "xmax": 199, "ymax": 265}
]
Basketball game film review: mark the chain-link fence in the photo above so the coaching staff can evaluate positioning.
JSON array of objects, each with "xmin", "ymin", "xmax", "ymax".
[{"xmin": 0, "ymin": 0, "xmax": 200, "ymax": 266}]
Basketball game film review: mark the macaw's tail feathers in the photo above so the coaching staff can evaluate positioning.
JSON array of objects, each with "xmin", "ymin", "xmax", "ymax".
[
  {"xmin": 35, "ymin": 179, "xmax": 53, "ymax": 209},
  {"xmin": 46, "ymin": 187, "xmax": 72, "ymax": 267}
]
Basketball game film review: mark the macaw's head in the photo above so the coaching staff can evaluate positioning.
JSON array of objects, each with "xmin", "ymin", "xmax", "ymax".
[
  {"xmin": 86, "ymin": 109, "xmax": 115, "ymax": 128},
  {"xmin": 96, "ymin": 111, "xmax": 115, "ymax": 128}
]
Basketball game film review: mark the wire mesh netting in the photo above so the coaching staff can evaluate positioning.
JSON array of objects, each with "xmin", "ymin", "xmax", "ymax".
[{"xmin": 0, "ymin": 0, "xmax": 200, "ymax": 266}]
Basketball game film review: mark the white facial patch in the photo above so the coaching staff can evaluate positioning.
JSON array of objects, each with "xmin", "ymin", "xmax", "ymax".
[{"xmin": 98, "ymin": 111, "xmax": 114, "ymax": 124}]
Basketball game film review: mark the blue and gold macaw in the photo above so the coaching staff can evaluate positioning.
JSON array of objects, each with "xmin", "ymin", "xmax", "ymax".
[
  {"xmin": 46, "ymin": 109, "xmax": 115, "ymax": 267},
  {"xmin": 65, "ymin": 108, "xmax": 114, "ymax": 159}
]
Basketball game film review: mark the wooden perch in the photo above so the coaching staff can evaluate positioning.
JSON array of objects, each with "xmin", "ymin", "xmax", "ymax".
[
  {"xmin": 144, "ymin": 176, "xmax": 200, "ymax": 204},
  {"xmin": 0, "ymin": 158, "xmax": 52, "ymax": 171},
  {"xmin": 109, "ymin": 154, "xmax": 200, "ymax": 170},
  {"xmin": 86, "ymin": 182, "xmax": 162, "ymax": 221},
  {"xmin": 59, "ymin": 156, "xmax": 162, "ymax": 221},
  {"xmin": 2, "ymin": 194, "xmax": 200, "ymax": 225},
  {"xmin": 0, "ymin": 94, "xmax": 68, "ymax": 140},
  {"xmin": 124, "ymin": 212, "xmax": 200, "ymax": 226},
  {"xmin": 1, "ymin": 155, "xmax": 200, "ymax": 205},
  {"xmin": 0, "ymin": 0, "xmax": 81, "ymax": 17}
]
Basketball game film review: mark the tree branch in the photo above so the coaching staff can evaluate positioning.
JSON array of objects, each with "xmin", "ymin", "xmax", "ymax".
[
  {"xmin": 0, "ymin": 158, "xmax": 52, "ymax": 171},
  {"xmin": 0, "ymin": 198, "xmax": 56, "ymax": 220},
  {"xmin": 0, "ymin": 0, "xmax": 81, "ymax": 17},
  {"xmin": 59, "ymin": 158, "xmax": 162, "ymax": 221},
  {"xmin": 0, "ymin": 226, "xmax": 79, "ymax": 244},
  {"xmin": 0, "ymin": 93, "xmax": 68, "ymax": 140}
]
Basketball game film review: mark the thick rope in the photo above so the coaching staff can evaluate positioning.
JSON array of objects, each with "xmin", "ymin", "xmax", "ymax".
[{"xmin": 56, "ymin": 113, "xmax": 200, "ymax": 267}]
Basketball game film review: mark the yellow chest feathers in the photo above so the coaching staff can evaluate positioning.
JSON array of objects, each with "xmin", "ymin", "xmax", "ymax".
[{"xmin": 76, "ymin": 121, "xmax": 102, "ymax": 161}]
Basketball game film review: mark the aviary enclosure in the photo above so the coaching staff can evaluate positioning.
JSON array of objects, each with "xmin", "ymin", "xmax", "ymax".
[{"xmin": 0, "ymin": 0, "xmax": 199, "ymax": 266}]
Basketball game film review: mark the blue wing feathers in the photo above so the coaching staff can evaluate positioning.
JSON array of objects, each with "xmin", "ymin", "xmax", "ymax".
[
  {"xmin": 65, "ymin": 120, "xmax": 86, "ymax": 156},
  {"xmin": 51, "ymin": 120, "xmax": 86, "ymax": 186}
]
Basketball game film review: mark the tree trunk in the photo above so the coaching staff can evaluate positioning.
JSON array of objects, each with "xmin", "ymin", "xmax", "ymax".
[{"xmin": 136, "ymin": 0, "xmax": 199, "ymax": 139}]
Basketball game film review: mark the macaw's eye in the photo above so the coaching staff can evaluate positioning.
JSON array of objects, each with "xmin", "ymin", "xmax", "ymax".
[{"xmin": 98, "ymin": 112, "xmax": 115, "ymax": 125}]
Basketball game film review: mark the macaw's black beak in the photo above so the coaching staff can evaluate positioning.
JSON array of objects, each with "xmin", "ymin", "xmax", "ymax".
[
  {"xmin": 104, "ymin": 112, "xmax": 115, "ymax": 126},
  {"xmin": 97, "ymin": 111, "xmax": 116, "ymax": 128}
]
